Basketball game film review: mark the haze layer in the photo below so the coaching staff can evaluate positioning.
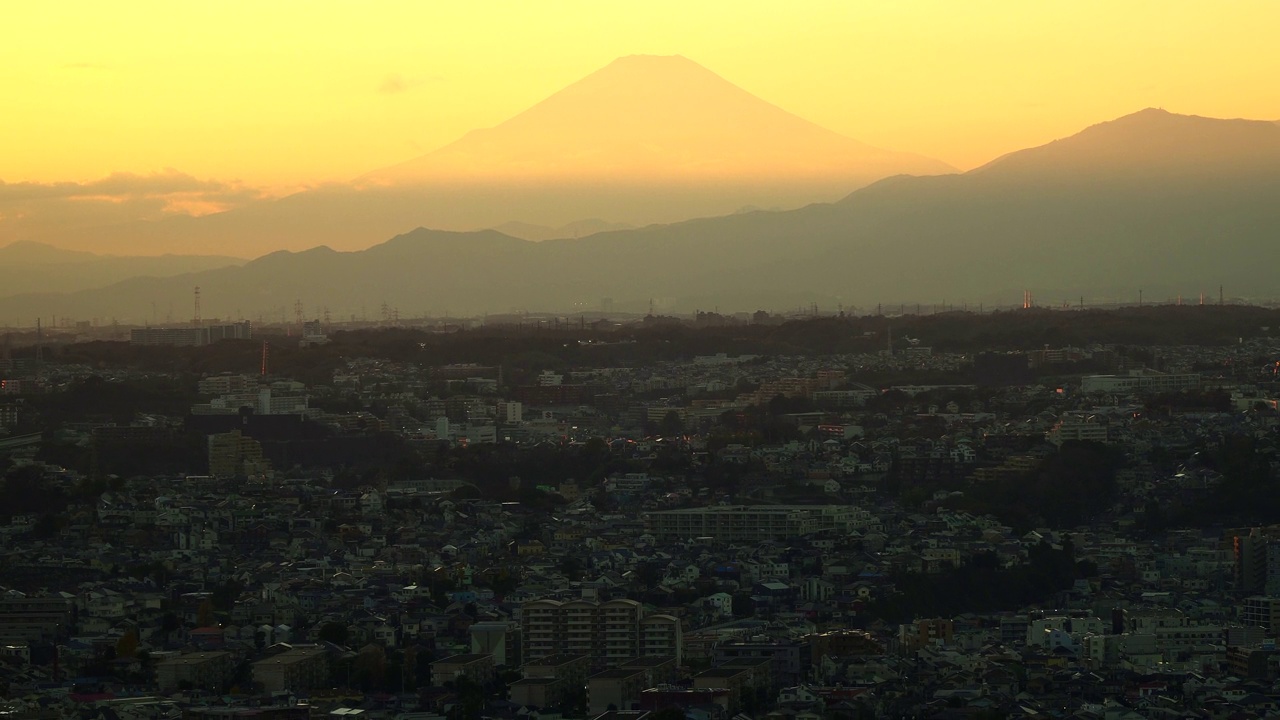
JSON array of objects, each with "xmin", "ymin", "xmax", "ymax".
[{"xmin": 0, "ymin": 56, "xmax": 953, "ymax": 257}]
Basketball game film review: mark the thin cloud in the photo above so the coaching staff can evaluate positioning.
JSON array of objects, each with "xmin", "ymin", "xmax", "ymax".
[
  {"xmin": 60, "ymin": 62, "xmax": 111, "ymax": 71},
  {"xmin": 0, "ymin": 171, "xmax": 266, "ymax": 225},
  {"xmin": 379, "ymin": 73, "xmax": 409, "ymax": 95},
  {"xmin": 378, "ymin": 72, "xmax": 443, "ymax": 95},
  {"xmin": 88, "ymin": 170, "xmax": 232, "ymax": 197},
  {"xmin": 0, "ymin": 170, "xmax": 257, "ymax": 203}
]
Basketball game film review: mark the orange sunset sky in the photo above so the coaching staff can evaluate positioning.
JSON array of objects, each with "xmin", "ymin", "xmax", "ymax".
[{"xmin": 3, "ymin": 0, "xmax": 1279, "ymax": 194}]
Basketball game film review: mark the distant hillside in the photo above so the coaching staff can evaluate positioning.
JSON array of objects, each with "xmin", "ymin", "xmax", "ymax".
[
  {"xmin": 2, "ymin": 109, "xmax": 1278, "ymax": 321},
  {"xmin": 974, "ymin": 108, "xmax": 1280, "ymax": 178},
  {"xmin": 0, "ymin": 242, "xmax": 244, "ymax": 300},
  {"xmin": 491, "ymin": 219, "xmax": 636, "ymax": 241}
]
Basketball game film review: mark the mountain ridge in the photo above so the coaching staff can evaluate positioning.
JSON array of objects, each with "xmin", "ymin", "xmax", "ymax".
[
  {"xmin": 363, "ymin": 54, "xmax": 954, "ymax": 183},
  {"xmin": 2, "ymin": 108, "xmax": 1278, "ymax": 319},
  {"xmin": 972, "ymin": 107, "xmax": 1280, "ymax": 179},
  {"xmin": 0, "ymin": 241, "xmax": 245, "ymax": 298},
  {"xmin": 492, "ymin": 218, "xmax": 636, "ymax": 242}
]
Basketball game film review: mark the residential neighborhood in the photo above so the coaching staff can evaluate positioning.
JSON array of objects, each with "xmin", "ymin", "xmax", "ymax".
[{"xmin": 5, "ymin": 309, "xmax": 1280, "ymax": 719}]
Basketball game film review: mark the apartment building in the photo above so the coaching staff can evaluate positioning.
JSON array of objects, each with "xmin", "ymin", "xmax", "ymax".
[
  {"xmin": 1241, "ymin": 596, "xmax": 1280, "ymax": 633},
  {"xmin": 0, "ymin": 596, "xmax": 74, "ymax": 643},
  {"xmin": 130, "ymin": 322, "xmax": 252, "ymax": 347},
  {"xmin": 431, "ymin": 653, "xmax": 496, "ymax": 685},
  {"xmin": 691, "ymin": 659, "xmax": 773, "ymax": 715},
  {"xmin": 640, "ymin": 615, "xmax": 682, "ymax": 664},
  {"xmin": 588, "ymin": 668, "xmax": 649, "ymax": 714},
  {"xmin": 521, "ymin": 599, "xmax": 682, "ymax": 667},
  {"xmin": 156, "ymin": 651, "xmax": 234, "ymax": 692},
  {"xmin": 207, "ymin": 429, "xmax": 269, "ymax": 478},
  {"xmin": 252, "ymin": 646, "xmax": 329, "ymax": 693},
  {"xmin": 1047, "ymin": 417, "xmax": 1110, "ymax": 446},
  {"xmin": 1080, "ymin": 370, "xmax": 1200, "ymax": 394}
]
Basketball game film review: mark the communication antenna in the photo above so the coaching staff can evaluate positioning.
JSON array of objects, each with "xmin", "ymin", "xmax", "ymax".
[
  {"xmin": 193, "ymin": 286, "xmax": 201, "ymax": 326},
  {"xmin": 260, "ymin": 341, "xmax": 269, "ymax": 377},
  {"xmin": 294, "ymin": 299, "xmax": 303, "ymax": 329}
]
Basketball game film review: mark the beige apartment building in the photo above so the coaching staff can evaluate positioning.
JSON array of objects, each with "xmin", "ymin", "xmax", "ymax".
[{"xmin": 521, "ymin": 598, "xmax": 681, "ymax": 667}]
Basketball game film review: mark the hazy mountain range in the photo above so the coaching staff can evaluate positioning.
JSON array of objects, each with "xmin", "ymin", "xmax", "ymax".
[
  {"xmin": 491, "ymin": 219, "xmax": 636, "ymax": 242},
  {"xmin": 0, "ymin": 242, "xmax": 242, "ymax": 297},
  {"xmin": 0, "ymin": 55, "xmax": 955, "ymax": 258},
  {"xmin": 3, "ymin": 108, "xmax": 1279, "ymax": 323}
]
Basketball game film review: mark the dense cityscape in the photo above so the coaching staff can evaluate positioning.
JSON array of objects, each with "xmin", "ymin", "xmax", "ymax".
[
  {"xmin": 3, "ymin": 306, "xmax": 1280, "ymax": 719},
  {"xmin": 8, "ymin": 2, "xmax": 1280, "ymax": 718}
]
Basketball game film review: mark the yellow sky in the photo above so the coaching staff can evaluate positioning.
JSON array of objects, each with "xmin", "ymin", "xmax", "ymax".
[{"xmin": 3, "ymin": 1, "xmax": 1278, "ymax": 191}]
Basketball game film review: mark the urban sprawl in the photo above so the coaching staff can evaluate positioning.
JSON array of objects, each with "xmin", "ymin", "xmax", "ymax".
[{"xmin": 3, "ymin": 309, "xmax": 1280, "ymax": 720}]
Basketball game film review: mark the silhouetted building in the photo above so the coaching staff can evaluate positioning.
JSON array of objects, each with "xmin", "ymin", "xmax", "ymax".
[
  {"xmin": 131, "ymin": 322, "xmax": 252, "ymax": 347},
  {"xmin": 252, "ymin": 646, "xmax": 328, "ymax": 693},
  {"xmin": 1237, "ymin": 530, "xmax": 1269, "ymax": 594},
  {"xmin": 208, "ymin": 429, "xmax": 269, "ymax": 478},
  {"xmin": 156, "ymin": 651, "xmax": 234, "ymax": 693}
]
